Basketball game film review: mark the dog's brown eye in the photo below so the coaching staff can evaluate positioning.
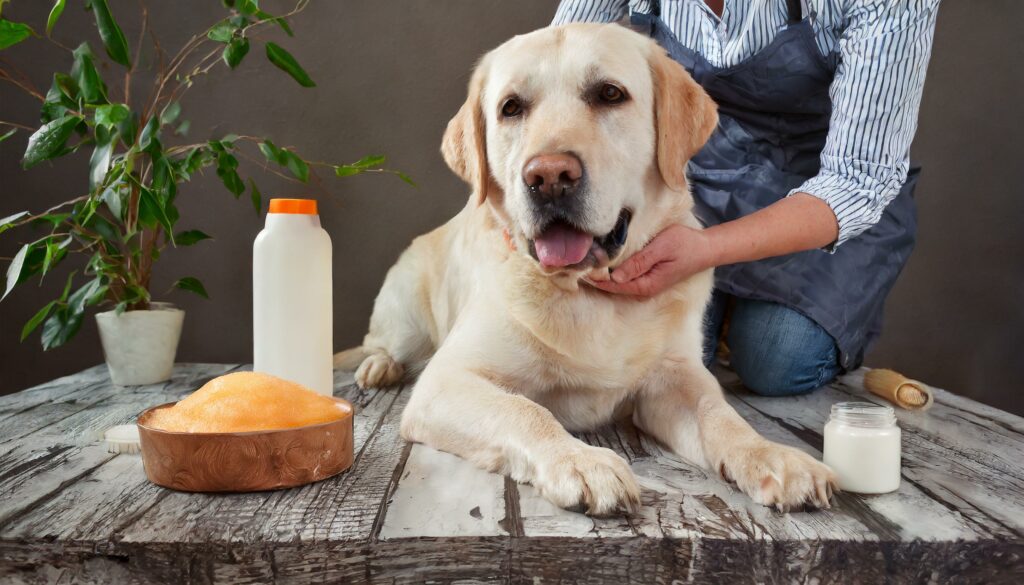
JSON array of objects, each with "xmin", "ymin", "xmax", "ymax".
[
  {"xmin": 501, "ymin": 98, "xmax": 523, "ymax": 118},
  {"xmin": 598, "ymin": 84, "xmax": 626, "ymax": 104}
]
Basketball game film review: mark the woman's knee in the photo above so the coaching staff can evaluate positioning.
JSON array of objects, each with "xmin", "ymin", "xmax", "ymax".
[{"xmin": 726, "ymin": 299, "xmax": 840, "ymax": 397}]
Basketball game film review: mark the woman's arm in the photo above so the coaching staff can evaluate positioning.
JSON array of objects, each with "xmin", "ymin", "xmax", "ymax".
[{"xmin": 592, "ymin": 194, "xmax": 837, "ymax": 297}]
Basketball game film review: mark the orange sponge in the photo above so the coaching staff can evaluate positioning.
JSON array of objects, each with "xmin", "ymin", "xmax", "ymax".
[{"xmin": 147, "ymin": 371, "xmax": 349, "ymax": 433}]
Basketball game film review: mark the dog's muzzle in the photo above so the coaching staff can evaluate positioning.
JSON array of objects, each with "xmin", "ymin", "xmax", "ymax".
[{"xmin": 527, "ymin": 209, "xmax": 632, "ymax": 270}]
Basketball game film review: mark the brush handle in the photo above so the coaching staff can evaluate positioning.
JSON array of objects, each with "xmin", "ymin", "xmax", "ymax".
[{"xmin": 863, "ymin": 368, "xmax": 934, "ymax": 411}]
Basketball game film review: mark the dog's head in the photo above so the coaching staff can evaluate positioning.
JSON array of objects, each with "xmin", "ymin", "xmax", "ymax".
[{"xmin": 442, "ymin": 23, "xmax": 717, "ymax": 278}]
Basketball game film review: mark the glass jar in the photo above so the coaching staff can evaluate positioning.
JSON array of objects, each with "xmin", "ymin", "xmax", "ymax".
[{"xmin": 823, "ymin": 402, "xmax": 901, "ymax": 494}]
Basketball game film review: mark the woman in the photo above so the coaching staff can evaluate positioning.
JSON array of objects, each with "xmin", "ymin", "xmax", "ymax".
[{"xmin": 554, "ymin": 0, "xmax": 940, "ymax": 395}]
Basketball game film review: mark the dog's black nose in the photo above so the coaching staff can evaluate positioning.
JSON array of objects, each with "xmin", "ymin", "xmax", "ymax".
[{"xmin": 523, "ymin": 153, "xmax": 583, "ymax": 198}]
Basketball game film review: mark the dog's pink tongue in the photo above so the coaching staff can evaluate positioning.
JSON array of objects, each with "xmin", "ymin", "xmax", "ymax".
[{"xmin": 534, "ymin": 224, "xmax": 593, "ymax": 268}]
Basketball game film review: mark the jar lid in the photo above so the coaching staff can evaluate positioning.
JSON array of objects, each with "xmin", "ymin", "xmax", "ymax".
[{"xmin": 830, "ymin": 401, "xmax": 897, "ymax": 428}]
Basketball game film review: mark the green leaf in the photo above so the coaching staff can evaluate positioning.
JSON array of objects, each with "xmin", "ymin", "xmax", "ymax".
[
  {"xmin": 89, "ymin": 0, "xmax": 131, "ymax": 67},
  {"xmin": 40, "ymin": 235, "xmax": 70, "ymax": 276},
  {"xmin": 282, "ymin": 151, "xmax": 308, "ymax": 182},
  {"xmin": 175, "ymin": 120, "xmax": 190, "ymax": 136},
  {"xmin": 175, "ymin": 229, "xmax": 212, "ymax": 246},
  {"xmin": 138, "ymin": 116, "xmax": 159, "ymax": 152},
  {"xmin": 0, "ymin": 128, "xmax": 15, "ymax": 143},
  {"xmin": 396, "ymin": 171, "xmax": 417, "ymax": 187},
  {"xmin": 3, "ymin": 243, "xmax": 29, "ymax": 300},
  {"xmin": 258, "ymin": 140, "xmax": 308, "ymax": 182},
  {"xmin": 71, "ymin": 43, "xmax": 108, "ymax": 104},
  {"xmin": 179, "ymin": 146, "xmax": 206, "ymax": 176},
  {"xmin": 89, "ymin": 125, "xmax": 114, "ymax": 190},
  {"xmin": 207, "ymin": 20, "xmax": 234, "ymax": 43},
  {"xmin": 59, "ymin": 270, "xmax": 75, "ymax": 300},
  {"xmin": 41, "ymin": 305, "xmax": 83, "ymax": 349},
  {"xmin": 265, "ymin": 42, "xmax": 315, "ymax": 87},
  {"xmin": 354, "ymin": 154, "xmax": 386, "ymax": 168},
  {"xmin": 174, "ymin": 276, "xmax": 209, "ymax": 299},
  {"xmin": 22, "ymin": 115, "xmax": 81, "ymax": 168},
  {"xmin": 22, "ymin": 300, "xmax": 57, "ymax": 341},
  {"xmin": 263, "ymin": 13, "xmax": 293, "ymax": 36},
  {"xmin": 234, "ymin": 0, "xmax": 259, "ymax": 16},
  {"xmin": 46, "ymin": 0, "xmax": 65, "ymax": 36},
  {"xmin": 68, "ymin": 276, "xmax": 107, "ymax": 314},
  {"xmin": 0, "ymin": 211, "xmax": 29, "ymax": 234},
  {"xmin": 249, "ymin": 179, "xmax": 261, "ymax": 215},
  {"xmin": 94, "ymin": 103, "xmax": 129, "ymax": 127},
  {"xmin": 334, "ymin": 165, "xmax": 361, "ymax": 177},
  {"xmin": 101, "ymin": 183, "xmax": 123, "ymax": 219},
  {"xmin": 151, "ymin": 154, "xmax": 177, "ymax": 200},
  {"xmin": 160, "ymin": 101, "xmax": 181, "ymax": 125},
  {"xmin": 138, "ymin": 187, "xmax": 174, "ymax": 236},
  {"xmin": 0, "ymin": 19, "xmax": 32, "ymax": 50},
  {"xmin": 34, "ymin": 212, "xmax": 69, "ymax": 227},
  {"xmin": 84, "ymin": 213, "xmax": 119, "ymax": 242},
  {"xmin": 223, "ymin": 37, "xmax": 249, "ymax": 69},
  {"xmin": 216, "ymin": 152, "xmax": 244, "ymax": 196},
  {"xmin": 258, "ymin": 140, "xmax": 284, "ymax": 164}
]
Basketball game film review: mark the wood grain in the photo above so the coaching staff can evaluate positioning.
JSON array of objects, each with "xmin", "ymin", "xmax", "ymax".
[{"xmin": 1, "ymin": 363, "xmax": 1022, "ymax": 584}]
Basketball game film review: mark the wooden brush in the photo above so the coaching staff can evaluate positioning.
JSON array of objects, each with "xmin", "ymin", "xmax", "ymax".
[{"xmin": 863, "ymin": 368, "xmax": 934, "ymax": 411}]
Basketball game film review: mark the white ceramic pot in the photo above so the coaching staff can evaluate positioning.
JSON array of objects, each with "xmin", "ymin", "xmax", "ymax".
[{"xmin": 95, "ymin": 302, "xmax": 185, "ymax": 385}]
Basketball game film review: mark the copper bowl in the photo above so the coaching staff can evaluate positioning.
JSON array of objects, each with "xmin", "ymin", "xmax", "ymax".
[{"xmin": 136, "ymin": 398, "xmax": 354, "ymax": 492}]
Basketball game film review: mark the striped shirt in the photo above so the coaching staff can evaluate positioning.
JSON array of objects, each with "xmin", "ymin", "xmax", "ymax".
[{"xmin": 553, "ymin": 0, "xmax": 940, "ymax": 248}]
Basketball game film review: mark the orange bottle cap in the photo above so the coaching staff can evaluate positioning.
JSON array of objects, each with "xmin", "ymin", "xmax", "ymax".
[{"xmin": 269, "ymin": 198, "xmax": 318, "ymax": 215}]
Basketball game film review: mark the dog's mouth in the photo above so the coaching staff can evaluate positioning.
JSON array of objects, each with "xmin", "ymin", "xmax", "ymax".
[{"xmin": 527, "ymin": 209, "xmax": 632, "ymax": 270}]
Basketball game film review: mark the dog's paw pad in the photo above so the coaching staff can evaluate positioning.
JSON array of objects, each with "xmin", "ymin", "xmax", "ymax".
[
  {"xmin": 355, "ymin": 353, "xmax": 404, "ymax": 389},
  {"xmin": 535, "ymin": 444, "xmax": 640, "ymax": 516}
]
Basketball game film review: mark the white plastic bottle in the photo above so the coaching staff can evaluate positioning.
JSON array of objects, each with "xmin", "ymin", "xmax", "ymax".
[{"xmin": 253, "ymin": 198, "xmax": 333, "ymax": 396}]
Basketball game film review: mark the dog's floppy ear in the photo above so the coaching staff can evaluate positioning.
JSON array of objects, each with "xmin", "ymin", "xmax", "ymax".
[
  {"xmin": 442, "ymin": 61, "xmax": 491, "ymax": 205},
  {"xmin": 649, "ymin": 47, "xmax": 718, "ymax": 192}
]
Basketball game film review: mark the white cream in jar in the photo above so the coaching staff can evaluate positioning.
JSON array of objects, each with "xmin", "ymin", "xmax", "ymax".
[{"xmin": 823, "ymin": 402, "xmax": 901, "ymax": 494}]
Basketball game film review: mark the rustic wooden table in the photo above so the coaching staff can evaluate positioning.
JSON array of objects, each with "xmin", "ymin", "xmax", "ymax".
[{"xmin": 1, "ymin": 363, "xmax": 1022, "ymax": 584}]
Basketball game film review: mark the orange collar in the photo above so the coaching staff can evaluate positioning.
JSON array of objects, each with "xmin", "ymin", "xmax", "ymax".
[{"xmin": 502, "ymin": 228, "xmax": 517, "ymax": 251}]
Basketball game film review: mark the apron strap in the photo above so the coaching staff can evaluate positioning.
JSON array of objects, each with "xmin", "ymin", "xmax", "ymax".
[{"xmin": 786, "ymin": 0, "xmax": 803, "ymax": 23}]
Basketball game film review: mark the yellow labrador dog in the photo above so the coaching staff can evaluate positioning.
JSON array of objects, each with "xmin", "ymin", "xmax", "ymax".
[{"xmin": 336, "ymin": 23, "xmax": 835, "ymax": 515}]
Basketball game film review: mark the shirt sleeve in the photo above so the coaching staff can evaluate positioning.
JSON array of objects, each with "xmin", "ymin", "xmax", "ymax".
[
  {"xmin": 552, "ymin": 0, "xmax": 630, "ymax": 25},
  {"xmin": 789, "ymin": 0, "xmax": 940, "ymax": 250}
]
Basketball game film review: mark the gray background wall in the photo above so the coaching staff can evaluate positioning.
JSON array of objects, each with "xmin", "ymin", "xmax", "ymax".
[{"xmin": 2, "ymin": 1, "xmax": 1021, "ymax": 415}]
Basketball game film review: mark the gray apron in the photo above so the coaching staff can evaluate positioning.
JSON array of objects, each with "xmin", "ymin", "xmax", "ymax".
[{"xmin": 632, "ymin": 0, "xmax": 919, "ymax": 370}]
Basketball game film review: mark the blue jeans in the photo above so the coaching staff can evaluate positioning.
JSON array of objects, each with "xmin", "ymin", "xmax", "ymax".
[{"xmin": 703, "ymin": 291, "xmax": 842, "ymax": 396}]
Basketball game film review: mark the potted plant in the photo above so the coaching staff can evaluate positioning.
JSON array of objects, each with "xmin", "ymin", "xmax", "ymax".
[{"xmin": 0, "ymin": 0, "xmax": 411, "ymax": 385}]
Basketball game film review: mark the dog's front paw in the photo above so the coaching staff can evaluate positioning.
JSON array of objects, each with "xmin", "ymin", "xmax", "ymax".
[
  {"xmin": 355, "ymin": 352, "xmax": 404, "ymax": 388},
  {"xmin": 534, "ymin": 444, "xmax": 640, "ymax": 516},
  {"xmin": 721, "ymin": 441, "xmax": 836, "ymax": 511}
]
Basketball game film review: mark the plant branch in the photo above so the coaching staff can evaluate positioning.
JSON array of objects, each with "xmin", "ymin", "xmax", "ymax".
[
  {"xmin": 0, "ymin": 67, "xmax": 44, "ymax": 102},
  {"xmin": 8, "ymin": 195, "xmax": 90, "ymax": 230},
  {"xmin": 0, "ymin": 119, "xmax": 36, "ymax": 131}
]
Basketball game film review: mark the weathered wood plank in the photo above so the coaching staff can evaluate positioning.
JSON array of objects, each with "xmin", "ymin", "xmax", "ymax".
[
  {"xmin": 0, "ymin": 364, "xmax": 241, "ymax": 530},
  {"xmin": 379, "ymin": 443, "xmax": 507, "ymax": 538},
  {"xmin": 0, "ymin": 363, "xmax": 239, "ymax": 449},
  {"xmin": 3, "ymin": 536, "xmax": 1022, "ymax": 584},
  {"xmin": 1, "ymin": 452, "xmax": 166, "ymax": 546},
  {"xmin": 0, "ymin": 365, "xmax": 107, "ymax": 420}
]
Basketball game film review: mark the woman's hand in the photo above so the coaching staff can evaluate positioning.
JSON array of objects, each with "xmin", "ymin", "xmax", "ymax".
[
  {"xmin": 590, "ymin": 194, "xmax": 840, "ymax": 298},
  {"xmin": 590, "ymin": 224, "xmax": 716, "ymax": 298}
]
